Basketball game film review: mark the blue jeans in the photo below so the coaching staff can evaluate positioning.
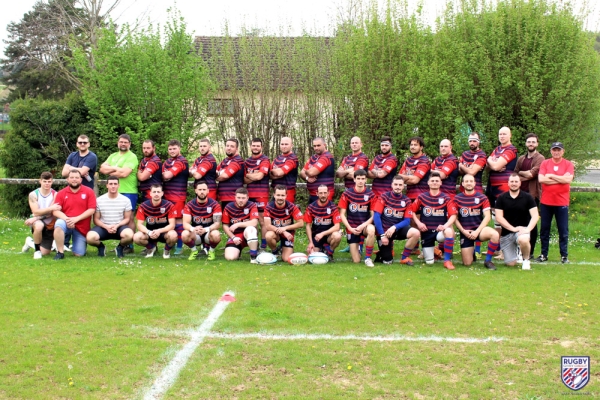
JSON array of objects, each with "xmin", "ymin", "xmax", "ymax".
[
  {"xmin": 54, "ymin": 219, "xmax": 88, "ymax": 256},
  {"xmin": 540, "ymin": 204, "xmax": 569, "ymax": 258}
]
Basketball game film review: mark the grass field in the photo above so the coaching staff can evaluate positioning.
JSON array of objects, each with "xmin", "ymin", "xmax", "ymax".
[{"xmin": 1, "ymin": 190, "xmax": 599, "ymax": 399}]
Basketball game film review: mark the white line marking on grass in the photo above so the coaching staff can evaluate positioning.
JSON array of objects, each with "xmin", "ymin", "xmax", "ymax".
[
  {"xmin": 143, "ymin": 291, "xmax": 236, "ymax": 400},
  {"xmin": 206, "ymin": 332, "xmax": 504, "ymax": 343}
]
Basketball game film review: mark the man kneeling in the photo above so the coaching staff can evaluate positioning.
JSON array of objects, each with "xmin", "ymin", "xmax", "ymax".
[
  {"xmin": 264, "ymin": 185, "xmax": 304, "ymax": 263},
  {"xmin": 222, "ymin": 188, "xmax": 260, "ymax": 263},
  {"xmin": 181, "ymin": 181, "xmax": 222, "ymax": 261}
]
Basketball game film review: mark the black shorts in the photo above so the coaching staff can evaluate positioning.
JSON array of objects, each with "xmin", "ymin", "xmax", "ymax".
[
  {"xmin": 346, "ymin": 231, "xmax": 365, "ymax": 244},
  {"xmin": 149, "ymin": 232, "xmax": 170, "ymax": 244},
  {"xmin": 459, "ymin": 232, "xmax": 483, "ymax": 249},
  {"xmin": 32, "ymin": 226, "xmax": 54, "ymax": 250},
  {"xmin": 312, "ymin": 233, "xmax": 329, "ymax": 250},
  {"xmin": 421, "ymin": 230, "xmax": 441, "ymax": 248},
  {"xmin": 377, "ymin": 225, "xmax": 411, "ymax": 247},
  {"xmin": 91, "ymin": 225, "xmax": 129, "ymax": 241}
]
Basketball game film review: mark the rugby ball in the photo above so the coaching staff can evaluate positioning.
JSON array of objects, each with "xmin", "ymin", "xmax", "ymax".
[
  {"xmin": 308, "ymin": 252, "xmax": 329, "ymax": 264},
  {"xmin": 256, "ymin": 252, "xmax": 278, "ymax": 265},
  {"xmin": 288, "ymin": 252, "xmax": 308, "ymax": 265}
]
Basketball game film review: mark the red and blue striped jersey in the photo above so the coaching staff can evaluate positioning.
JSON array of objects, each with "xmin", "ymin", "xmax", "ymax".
[
  {"xmin": 162, "ymin": 155, "xmax": 189, "ymax": 202},
  {"xmin": 136, "ymin": 199, "xmax": 177, "ymax": 229},
  {"xmin": 341, "ymin": 152, "xmax": 369, "ymax": 188},
  {"xmin": 191, "ymin": 153, "xmax": 218, "ymax": 193},
  {"xmin": 369, "ymin": 153, "xmax": 398, "ymax": 196},
  {"xmin": 264, "ymin": 200, "xmax": 303, "ymax": 233},
  {"xmin": 222, "ymin": 201, "xmax": 259, "ymax": 234},
  {"xmin": 454, "ymin": 192, "xmax": 490, "ymax": 231},
  {"xmin": 431, "ymin": 154, "xmax": 459, "ymax": 198},
  {"xmin": 488, "ymin": 144, "xmax": 518, "ymax": 192},
  {"xmin": 182, "ymin": 197, "xmax": 222, "ymax": 228},
  {"xmin": 411, "ymin": 191, "xmax": 457, "ymax": 230},
  {"xmin": 271, "ymin": 152, "xmax": 299, "ymax": 190},
  {"xmin": 338, "ymin": 187, "xmax": 377, "ymax": 227},
  {"xmin": 400, "ymin": 154, "xmax": 431, "ymax": 200},
  {"xmin": 304, "ymin": 151, "xmax": 336, "ymax": 195},
  {"xmin": 304, "ymin": 200, "xmax": 341, "ymax": 235},
  {"xmin": 138, "ymin": 155, "xmax": 163, "ymax": 195},
  {"xmin": 372, "ymin": 192, "xmax": 413, "ymax": 231},
  {"xmin": 217, "ymin": 155, "xmax": 246, "ymax": 202},
  {"xmin": 245, "ymin": 154, "xmax": 271, "ymax": 199},
  {"xmin": 459, "ymin": 149, "xmax": 487, "ymax": 193}
]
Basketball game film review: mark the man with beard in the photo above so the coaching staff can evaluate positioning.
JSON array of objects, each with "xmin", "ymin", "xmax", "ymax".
[
  {"xmin": 494, "ymin": 173, "xmax": 539, "ymax": 270},
  {"xmin": 453, "ymin": 174, "xmax": 500, "ymax": 269},
  {"xmin": 339, "ymin": 169, "xmax": 377, "ymax": 267},
  {"xmin": 62, "ymin": 135, "xmax": 97, "ymax": 189},
  {"xmin": 373, "ymin": 175, "xmax": 421, "ymax": 265},
  {"xmin": 458, "ymin": 132, "xmax": 487, "ymax": 194},
  {"xmin": 24, "ymin": 171, "xmax": 60, "ymax": 259},
  {"xmin": 270, "ymin": 137, "xmax": 299, "ymax": 202},
  {"xmin": 216, "ymin": 138, "xmax": 246, "ymax": 208},
  {"xmin": 399, "ymin": 136, "xmax": 431, "ymax": 201},
  {"xmin": 244, "ymin": 138, "xmax": 271, "ymax": 251},
  {"xmin": 515, "ymin": 133, "xmax": 544, "ymax": 259},
  {"xmin": 190, "ymin": 138, "xmax": 218, "ymax": 199},
  {"xmin": 162, "ymin": 139, "xmax": 189, "ymax": 254},
  {"xmin": 305, "ymin": 185, "xmax": 342, "ymax": 261},
  {"xmin": 411, "ymin": 172, "xmax": 458, "ymax": 270},
  {"xmin": 300, "ymin": 137, "xmax": 336, "ymax": 205},
  {"xmin": 137, "ymin": 140, "xmax": 163, "ymax": 200},
  {"xmin": 181, "ymin": 181, "xmax": 222, "ymax": 261},
  {"xmin": 263, "ymin": 185, "xmax": 305, "ymax": 263},
  {"xmin": 133, "ymin": 184, "xmax": 178, "ymax": 259},
  {"xmin": 222, "ymin": 187, "xmax": 260, "ymax": 263},
  {"xmin": 52, "ymin": 170, "xmax": 97, "ymax": 259},
  {"xmin": 367, "ymin": 136, "xmax": 399, "ymax": 197},
  {"xmin": 431, "ymin": 139, "xmax": 459, "ymax": 199},
  {"xmin": 337, "ymin": 136, "xmax": 369, "ymax": 189}
]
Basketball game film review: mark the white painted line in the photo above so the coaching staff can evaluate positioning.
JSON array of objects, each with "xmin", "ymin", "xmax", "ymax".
[
  {"xmin": 206, "ymin": 332, "xmax": 504, "ymax": 343},
  {"xmin": 143, "ymin": 291, "xmax": 235, "ymax": 400}
]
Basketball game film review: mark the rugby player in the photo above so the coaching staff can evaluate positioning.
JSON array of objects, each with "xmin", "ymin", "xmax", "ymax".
[
  {"xmin": 181, "ymin": 181, "xmax": 222, "ymax": 261},
  {"xmin": 222, "ymin": 188, "xmax": 260, "ymax": 263},
  {"xmin": 263, "ymin": 185, "xmax": 304, "ymax": 263},
  {"xmin": 304, "ymin": 185, "xmax": 342, "ymax": 260}
]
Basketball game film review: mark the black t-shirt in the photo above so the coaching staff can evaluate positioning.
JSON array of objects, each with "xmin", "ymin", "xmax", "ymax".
[{"xmin": 495, "ymin": 190, "xmax": 537, "ymax": 236}]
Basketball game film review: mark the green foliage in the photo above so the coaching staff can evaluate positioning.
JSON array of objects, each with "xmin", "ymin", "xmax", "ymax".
[
  {"xmin": 0, "ymin": 95, "xmax": 94, "ymax": 216},
  {"xmin": 73, "ymin": 10, "xmax": 213, "ymax": 160}
]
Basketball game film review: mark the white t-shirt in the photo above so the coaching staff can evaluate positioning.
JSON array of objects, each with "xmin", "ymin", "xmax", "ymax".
[{"xmin": 96, "ymin": 193, "xmax": 132, "ymax": 225}]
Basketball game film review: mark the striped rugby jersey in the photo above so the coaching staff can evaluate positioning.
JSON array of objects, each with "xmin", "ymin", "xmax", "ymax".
[
  {"xmin": 245, "ymin": 154, "xmax": 271, "ymax": 199},
  {"xmin": 400, "ymin": 154, "xmax": 431, "ymax": 200},
  {"xmin": 459, "ymin": 149, "xmax": 487, "ymax": 193},
  {"xmin": 372, "ymin": 192, "xmax": 413, "ymax": 232},
  {"xmin": 431, "ymin": 154, "xmax": 459, "ymax": 198},
  {"xmin": 264, "ymin": 200, "xmax": 303, "ymax": 233},
  {"xmin": 136, "ymin": 199, "xmax": 177, "ymax": 229},
  {"xmin": 222, "ymin": 201, "xmax": 259, "ymax": 234},
  {"xmin": 182, "ymin": 197, "xmax": 222, "ymax": 228},
  {"xmin": 338, "ymin": 187, "xmax": 377, "ymax": 227},
  {"xmin": 369, "ymin": 153, "xmax": 398, "ymax": 196},
  {"xmin": 191, "ymin": 154, "xmax": 218, "ymax": 193},
  {"xmin": 271, "ymin": 152, "xmax": 299, "ymax": 190},
  {"xmin": 487, "ymin": 144, "xmax": 518, "ymax": 193},
  {"xmin": 162, "ymin": 155, "xmax": 189, "ymax": 202},
  {"xmin": 303, "ymin": 200, "xmax": 341, "ymax": 235},
  {"xmin": 138, "ymin": 155, "xmax": 163, "ymax": 196},
  {"xmin": 454, "ymin": 192, "xmax": 490, "ymax": 231},
  {"xmin": 340, "ymin": 152, "xmax": 369, "ymax": 188},
  {"xmin": 411, "ymin": 191, "xmax": 457, "ymax": 230},
  {"xmin": 304, "ymin": 151, "xmax": 336, "ymax": 195},
  {"xmin": 217, "ymin": 155, "xmax": 246, "ymax": 202}
]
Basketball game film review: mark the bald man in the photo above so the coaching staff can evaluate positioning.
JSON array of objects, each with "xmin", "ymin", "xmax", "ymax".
[
  {"xmin": 270, "ymin": 137, "xmax": 299, "ymax": 202},
  {"xmin": 431, "ymin": 139, "xmax": 459, "ymax": 199},
  {"xmin": 336, "ymin": 136, "xmax": 369, "ymax": 189},
  {"xmin": 486, "ymin": 126, "xmax": 518, "ymax": 208},
  {"xmin": 300, "ymin": 137, "xmax": 336, "ymax": 205}
]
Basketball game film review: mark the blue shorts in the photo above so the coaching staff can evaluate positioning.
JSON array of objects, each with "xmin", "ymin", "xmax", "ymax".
[
  {"xmin": 122, "ymin": 193, "xmax": 138, "ymax": 212},
  {"xmin": 55, "ymin": 219, "xmax": 88, "ymax": 256}
]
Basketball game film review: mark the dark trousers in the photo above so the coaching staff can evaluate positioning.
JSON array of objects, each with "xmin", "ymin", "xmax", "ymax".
[
  {"xmin": 530, "ymin": 198, "xmax": 540, "ymax": 256},
  {"xmin": 540, "ymin": 204, "xmax": 569, "ymax": 258}
]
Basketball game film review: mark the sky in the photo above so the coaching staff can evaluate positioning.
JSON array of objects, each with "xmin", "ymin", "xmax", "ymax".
[{"xmin": 1, "ymin": 0, "xmax": 599, "ymax": 56}]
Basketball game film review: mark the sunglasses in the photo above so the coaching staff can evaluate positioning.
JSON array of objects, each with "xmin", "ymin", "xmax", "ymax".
[{"xmin": 78, "ymin": 141, "xmax": 89, "ymax": 145}]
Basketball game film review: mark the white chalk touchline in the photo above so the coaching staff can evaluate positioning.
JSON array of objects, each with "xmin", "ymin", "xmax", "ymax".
[
  {"xmin": 206, "ymin": 332, "xmax": 504, "ymax": 343},
  {"xmin": 143, "ymin": 291, "xmax": 236, "ymax": 400}
]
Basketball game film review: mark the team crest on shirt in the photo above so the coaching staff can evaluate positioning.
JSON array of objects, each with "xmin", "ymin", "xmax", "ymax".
[
  {"xmin": 438, "ymin": 198, "xmax": 445, "ymax": 204},
  {"xmin": 474, "ymin": 198, "xmax": 480, "ymax": 204},
  {"xmin": 81, "ymin": 194, "xmax": 86, "ymax": 199},
  {"xmin": 244, "ymin": 208, "xmax": 249, "ymax": 214},
  {"xmin": 160, "ymin": 208, "xmax": 166, "ymax": 213},
  {"xmin": 353, "ymin": 157, "xmax": 357, "ymax": 162},
  {"xmin": 256, "ymin": 160, "xmax": 260, "ymax": 165},
  {"xmin": 413, "ymin": 160, "xmax": 418, "ymax": 165},
  {"xmin": 364, "ymin": 195, "xmax": 369, "ymax": 201},
  {"xmin": 473, "ymin": 155, "xmax": 478, "ymax": 160},
  {"xmin": 285, "ymin": 209, "xmax": 289, "ymax": 215},
  {"xmin": 207, "ymin": 207, "xmax": 212, "ymax": 213},
  {"xmin": 554, "ymin": 166, "xmax": 559, "ymax": 171},
  {"xmin": 401, "ymin": 201, "xmax": 406, "ymax": 207}
]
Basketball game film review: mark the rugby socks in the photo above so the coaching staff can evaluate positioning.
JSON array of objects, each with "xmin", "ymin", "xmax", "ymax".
[
  {"xmin": 261, "ymin": 238, "xmax": 267, "ymax": 249},
  {"xmin": 175, "ymin": 224, "xmax": 184, "ymax": 249},
  {"xmin": 323, "ymin": 244, "xmax": 333, "ymax": 256},
  {"xmin": 146, "ymin": 243, "xmax": 155, "ymax": 250},
  {"xmin": 486, "ymin": 241, "xmax": 499, "ymax": 262},
  {"xmin": 249, "ymin": 249, "xmax": 258, "ymax": 259},
  {"xmin": 444, "ymin": 238, "xmax": 454, "ymax": 261},
  {"xmin": 186, "ymin": 240, "xmax": 196, "ymax": 250},
  {"xmin": 401, "ymin": 247, "xmax": 413, "ymax": 261},
  {"xmin": 474, "ymin": 241, "xmax": 481, "ymax": 254},
  {"xmin": 164, "ymin": 243, "xmax": 172, "ymax": 251},
  {"xmin": 365, "ymin": 245, "xmax": 374, "ymax": 260},
  {"xmin": 209, "ymin": 241, "xmax": 218, "ymax": 249}
]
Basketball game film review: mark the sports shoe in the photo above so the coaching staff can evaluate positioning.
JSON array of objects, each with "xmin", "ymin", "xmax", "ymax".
[
  {"xmin": 443, "ymin": 261, "xmax": 455, "ymax": 270},
  {"xmin": 22, "ymin": 237, "xmax": 35, "ymax": 253},
  {"xmin": 327, "ymin": 253, "xmax": 335, "ymax": 263},
  {"xmin": 97, "ymin": 243, "xmax": 106, "ymax": 257},
  {"xmin": 207, "ymin": 248, "xmax": 216, "ymax": 261},
  {"xmin": 561, "ymin": 256, "xmax": 570, "ymax": 264},
  {"xmin": 516, "ymin": 248, "xmax": 523, "ymax": 264},
  {"xmin": 123, "ymin": 246, "xmax": 134, "ymax": 254},
  {"xmin": 534, "ymin": 254, "xmax": 548, "ymax": 262},
  {"xmin": 400, "ymin": 257, "xmax": 414, "ymax": 266},
  {"xmin": 163, "ymin": 249, "xmax": 171, "ymax": 259},
  {"xmin": 364, "ymin": 258, "xmax": 374, "ymax": 268},
  {"xmin": 339, "ymin": 245, "xmax": 350, "ymax": 253},
  {"xmin": 145, "ymin": 246, "xmax": 157, "ymax": 258},
  {"xmin": 188, "ymin": 249, "xmax": 199, "ymax": 261},
  {"xmin": 483, "ymin": 260, "xmax": 496, "ymax": 270},
  {"xmin": 272, "ymin": 244, "xmax": 282, "ymax": 256},
  {"xmin": 522, "ymin": 259, "xmax": 531, "ymax": 270},
  {"xmin": 410, "ymin": 248, "xmax": 421, "ymax": 256},
  {"xmin": 250, "ymin": 258, "xmax": 258, "ymax": 264},
  {"xmin": 139, "ymin": 248, "xmax": 149, "ymax": 256},
  {"xmin": 64, "ymin": 245, "xmax": 72, "ymax": 252},
  {"xmin": 433, "ymin": 247, "xmax": 443, "ymax": 260},
  {"xmin": 115, "ymin": 245, "xmax": 124, "ymax": 258},
  {"xmin": 383, "ymin": 260, "xmax": 393, "ymax": 265},
  {"xmin": 53, "ymin": 252, "xmax": 64, "ymax": 260},
  {"xmin": 33, "ymin": 250, "xmax": 42, "ymax": 260},
  {"xmin": 174, "ymin": 246, "xmax": 183, "ymax": 256}
]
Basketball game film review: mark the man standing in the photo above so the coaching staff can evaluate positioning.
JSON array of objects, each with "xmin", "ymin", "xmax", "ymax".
[
  {"xmin": 494, "ymin": 173, "xmax": 539, "ymax": 270},
  {"xmin": 486, "ymin": 126, "xmax": 518, "ymax": 207},
  {"xmin": 431, "ymin": 139, "xmax": 459, "ymax": 199},
  {"xmin": 62, "ymin": 135, "xmax": 97, "ymax": 189},
  {"xmin": 86, "ymin": 176, "xmax": 134, "ymax": 258},
  {"xmin": 222, "ymin": 188, "xmax": 260, "ymax": 263},
  {"xmin": 24, "ymin": 171, "xmax": 60, "ymax": 259},
  {"xmin": 458, "ymin": 132, "xmax": 487, "ymax": 194},
  {"xmin": 263, "ymin": 185, "xmax": 305, "ymax": 263},
  {"xmin": 339, "ymin": 169, "xmax": 377, "ymax": 267},
  {"xmin": 52, "ymin": 170, "xmax": 97, "ymax": 259},
  {"xmin": 336, "ymin": 136, "xmax": 369, "ymax": 189},
  {"xmin": 515, "ymin": 133, "xmax": 545, "ymax": 258},
  {"xmin": 537, "ymin": 142, "xmax": 574, "ymax": 263},
  {"xmin": 216, "ymin": 138, "xmax": 246, "ymax": 208},
  {"xmin": 304, "ymin": 185, "xmax": 342, "ymax": 261},
  {"xmin": 367, "ymin": 136, "xmax": 399, "ymax": 197},
  {"xmin": 270, "ymin": 137, "xmax": 299, "ymax": 203},
  {"xmin": 190, "ymin": 138, "xmax": 218, "ymax": 199},
  {"xmin": 162, "ymin": 139, "xmax": 189, "ymax": 254},
  {"xmin": 181, "ymin": 181, "xmax": 222, "ymax": 261},
  {"xmin": 133, "ymin": 184, "xmax": 178, "ymax": 259},
  {"xmin": 137, "ymin": 140, "xmax": 163, "ymax": 201},
  {"xmin": 399, "ymin": 136, "xmax": 431, "ymax": 201},
  {"xmin": 453, "ymin": 174, "xmax": 500, "ymax": 269},
  {"xmin": 411, "ymin": 172, "xmax": 457, "ymax": 270},
  {"xmin": 300, "ymin": 137, "xmax": 336, "ymax": 205},
  {"xmin": 244, "ymin": 138, "xmax": 271, "ymax": 251},
  {"xmin": 372, "ymin": 175, "xmax": 421, "ymax": 266}
]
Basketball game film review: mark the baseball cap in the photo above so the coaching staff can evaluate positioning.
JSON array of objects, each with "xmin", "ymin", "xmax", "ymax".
[{"xmin": 551, "ymin": 142, "xmax": 564, "ymax": 150}]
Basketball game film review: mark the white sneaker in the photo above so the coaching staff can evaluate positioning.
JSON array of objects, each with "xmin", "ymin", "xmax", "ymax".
[
  {"xmin": 51, "ymin": 240, "xmax": 57, "ymax": 251},
  {"xmin": 516, "ymin": 248, "xmax": 523, "ymax": 264},
  {"xmin": 33, "ymin": 251, "xmax": 42, "ymax": 260},
  {"xmin": 64, "ymin": 245, "xmax": 72, "ymax": 252},
  {"xmin": 364, "ymin": 258, "xmax": 374, "ymax": 268},
  {"xmin": 145, "ymin": 246, "xmax": 157, "ymax": 258},
  {"xmin": 522, "ymin": 259, "xmax": 531, "ymax": 270},
  {"xmin": 163, "ymin": 249, "xmax": 171, "ymax": 259},
  {"xmin": 250, "ymin": 258, "xmax": 258, "ymax": 264},
  {"xmin": 22, "ymin": 237, "xmax": 34, "ymax": 253}
]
